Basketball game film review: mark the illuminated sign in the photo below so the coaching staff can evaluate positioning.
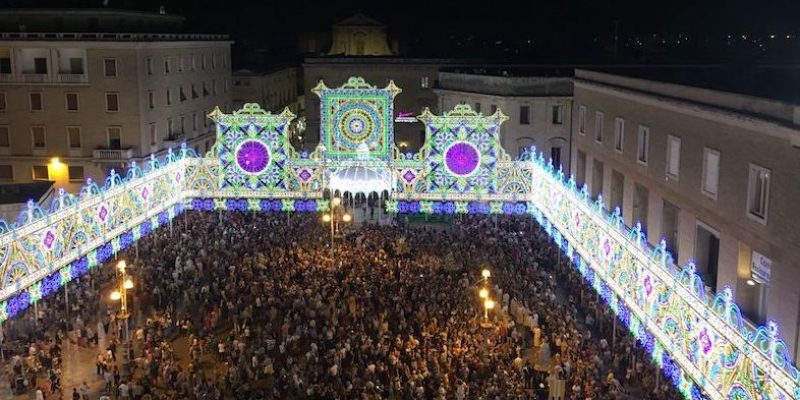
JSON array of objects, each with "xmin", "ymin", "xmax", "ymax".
[{"xmin": 395, "ymin": 111, "xmax": 417, "ymax": 123}]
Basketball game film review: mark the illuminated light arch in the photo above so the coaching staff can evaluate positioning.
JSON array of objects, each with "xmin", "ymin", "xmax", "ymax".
[{"xmin": 0, "ymin": 80, "xmax": 795, "ymax": 400}]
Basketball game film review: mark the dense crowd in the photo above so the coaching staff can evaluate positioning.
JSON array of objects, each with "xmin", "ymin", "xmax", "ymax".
[{"xmin": 1, "ymin": 208, "xmax": 683, "ymax": 399}]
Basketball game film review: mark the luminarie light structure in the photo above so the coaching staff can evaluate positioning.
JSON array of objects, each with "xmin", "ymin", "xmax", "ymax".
[{"xmin": 0, "ymin": 77, "xmax": 796, "ymax": 400}]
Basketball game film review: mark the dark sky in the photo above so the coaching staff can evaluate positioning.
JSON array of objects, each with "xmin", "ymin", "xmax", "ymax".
[
  {"xmin": 3, "ymin": 0, "xmax": 800, "ymax": 65},
  {"xmin": 5, "ymin": 0, "xmax": 800, "ymax": 35}
]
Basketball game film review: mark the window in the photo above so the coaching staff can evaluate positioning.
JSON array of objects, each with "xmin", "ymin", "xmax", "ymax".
[
  {"xmin": 594, "ymin": 112, "xmax": 604, "ymax": 143},
  {"xmin": 150, "ymin": 124, "xmax": 157, "ymax": 145},
  {"xmin": 167, "ymin": 118, "xmax": 174, "ymax": 136},
  {"xmin": 747, "ymin": 164, "xmax": 770, "ymax": 222},
  {"xmin": 179, "ymin": 87, "xmax": 187, "ymax": 102},
  {"xmin": 212, "ymin": 54, "xmax": 217, "ymax": 69},
  {"xmin": 0, "ymin": 57, "xmax": 10, "ymax": 73},
  {"xmin": 0, "ymin": 165, "xmax": 11, "ymax": 181},
  {"xmin": 0, "ymin": 126, "xmax": 8, "ymax": 147},
  {"xmin": 105, "ymin": 92, "xmax": 119, "ymax": 112},
  {"xmin": 32, "ymin": 165, "xmax": 49, "ymax": 180},
  {"xmin": 148, "ymin": 91, "xmax": 155, "ymax": 109},
  {"xmin": 191, "ymin": 84, "xmax": 198, "ymax": 99},
  {"xmin": 666, "ymin": 135, "xmax": 681, "ymax": 180},
  {"xmin": 146, "ymin": 57, "xmax": 153, "ymax": 75},
  {"xmin": 701, "ymin": 148, "xmax": 720, "ymax": 198},
  {"xmin": 551, "ymin": 147, "xmax": 562, "ymax": 170},
  {"xmin": 68, "ymin": 166, "xmax": 84, "ymax": 182},
  {"xmin": 68, "ymin": 57, "xmax": 84, "ymax": 74},
  {"xmin": 107, "ymin": 127, "xmax": 122, "ymax": 149},
  {"xmin": 178, "ymin": 56, "xmax": 184, "ymax": 72},
  {"xmin": 222, "ymin": 54, "xmax": 227, "ymax": 67},
  {"xmin": 519, "ymin": 106, "xmax": 530, "ymax": 125},
  {"xmin": 0, "ymin": 92, "xmax": 6, "ymax": 111},
  {"xmin": 614, "ymin": 118, "xmax": 624, "ymax": 152},
  {"xmin": 180, "ymin": 115, "xmax": 186, "ymax": 134},
  {"xmin": 637, "ymin": 125, "xmax": 649, "ymax": 164},
  {"xmin": 103, "ymin": 58, "xmax": 117, "ymax": 77},
  {"xmin": 212, "ymin": 79, "xmax": 217, "ymax": 95},
  {"xmin": 552, "ymin": 105, "xmax": 563, "ymax": 124},
  {"xmin": 192, "ymin": 112, "xmax": 197, "ymax": 131},
  {"xmin": 67, "ymin": 126, "xmax": 81, "ymax": 149},
  {"xmin": 578, "ymin": 105, "xmax": 587, "ymax": 134},
  {"xmin": 30, "ymin": 92, "xmax": 43, "ymax": 111},
  {"xmin": 190, "ymin": 54, "xmax": 196, "ymax": 71},
  {"xmin": 32, "ymin": 126, "xmax": 46, "ymax": 149},
  {"xmin": 164, "ymin": 57, "xmax": 171, "ymax": 74},
  {"xmin": 490, "ymin": 104, "xmax": 497, "ymax": 114},
  {"xmin": 202, "ymin": 82, "xmax": 209, "ymax": 97},
  {"xmin": 65, "ymin": 92, "xmax": 79, "ymax": 111},
  {"xmin": 166, "ymin": 89, "xmax": 172, "ymax": 105},
  {"xmin": 34, "ymin": 57, "xmax": 48, "ymax": 74},
  {"xmin": 223, "ymin": 80, "xmax": 228, "ymax": 94},
  {"xmin": 201, "ymin": 54, "xmax": 207, "ymax": 70},
  {"xmin": 474, "ymin": 102, "xmax": 481, "ymax": 113},
  {"xmin": 421, "ymin": 76, "xmax": 429, "ymax": 88}
]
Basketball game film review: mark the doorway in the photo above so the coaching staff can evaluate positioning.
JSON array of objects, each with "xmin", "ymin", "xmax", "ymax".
[
  {"xmin": 610, "ymin": 169, "xmax": 624, "ymax": 211},
  {"xmin": 632, "ymin": 183, "xmax": 649, "ymax": 232},
  {"xmin": 661, "ymin": 200, "xmax": 679, "ymax": 259}
]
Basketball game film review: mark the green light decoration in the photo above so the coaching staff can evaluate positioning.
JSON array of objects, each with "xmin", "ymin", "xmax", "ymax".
[{"xmin": 0, "ymin": 80, "xmax": 797, "ymax": 400}]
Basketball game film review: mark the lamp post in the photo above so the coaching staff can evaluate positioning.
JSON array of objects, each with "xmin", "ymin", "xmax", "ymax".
[
  {"xmin": 323, "ymin": 196, "xmax": 351, "ymax": 256},
  {"xmin": 478, "ymin": 267, "xmax": 495, "ymax": 328},
  {"xmin": 110, "ymin": 260, "xmax": 134, "ymax": 345},
  {"xmin": 482, "ymin": 298, "xmax": 495, "ymax": 328}
]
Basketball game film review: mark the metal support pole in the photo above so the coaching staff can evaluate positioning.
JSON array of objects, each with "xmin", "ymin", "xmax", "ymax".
[
  {"xmin": 612, "ymin": 317, "xmax": 617, "ymax": 350},
  {"xmin": 33, "ymin": 301, "xmax": 38, "ymax": 329},
  {"xmin": 64, "ymin": 285, "xmax": 69, "ymax": 322}
]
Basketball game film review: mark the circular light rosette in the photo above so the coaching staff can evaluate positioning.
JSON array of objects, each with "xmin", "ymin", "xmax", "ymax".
[{"xmin": 235, "ymin": 139, "xmax": 271, "ymax": 175}]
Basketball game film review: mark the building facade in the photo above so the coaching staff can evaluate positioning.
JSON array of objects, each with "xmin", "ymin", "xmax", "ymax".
[
  {"xmin": 232, "ymin": 66, "xmax": 300, "ymax": 113},
  {"xmin": 0, "ymin": 10, "xmax": 232, "ymax": 194},
  {"xmin": 571, "ymin": 69, "xmax": 800, "ymax": 362},
  {"xmin": 435, "ymin": 71, "xmax": 573, "ymax": 166}
]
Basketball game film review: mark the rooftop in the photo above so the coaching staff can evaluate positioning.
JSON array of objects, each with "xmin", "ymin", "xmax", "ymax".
[{"xmin": 585, "ymin": 65, "xmax": 800, "ymax": 105}]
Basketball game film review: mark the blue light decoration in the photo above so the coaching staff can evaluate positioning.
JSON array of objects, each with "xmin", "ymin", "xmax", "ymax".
[{"xmin": 0, "ymin": 99, "xmax": 796, "ymax": 400}]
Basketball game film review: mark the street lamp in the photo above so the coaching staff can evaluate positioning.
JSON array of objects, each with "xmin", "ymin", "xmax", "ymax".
[
  {"xmin": 110, "ymin": 260, "xmax": 134, "ymax": 345},
  {"xmin": 323, "ymin": 195, "xmax": 351, "ymax": 254},
  {"xmin": 479, "ymin": 287, "xmax": 489, "ymax": 299},
  {"xmin": 482, "ymin": 268, "xmax": 491, "ymax": 280},
  {"xmin": 482, "ymin": 298, "xmax": 496, "ymax": 328}
]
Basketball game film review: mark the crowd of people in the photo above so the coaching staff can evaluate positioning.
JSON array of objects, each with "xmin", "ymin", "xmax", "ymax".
[{"xmin": 1, "ymin": 206, "xmax": 684, "ymax": 399}]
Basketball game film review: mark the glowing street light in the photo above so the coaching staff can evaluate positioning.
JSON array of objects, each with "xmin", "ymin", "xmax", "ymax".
[
  {"xmin": 110, "ymin": 290, "xmax": 122, "ymax": 301},
  {"xmin": 479, "ymin": 288, "xmax": 489, "ymax": 299},
  {"xmin": 322, "ymin": 214, "xmax": 332, "ymax": 223},
  {"xmin": 482, "ymin": 298, "xmax": 496, "ymax": 328},
  {"xmin": 342, "ymin": 213, "xmax": 352, "ymax": 222},
  {"xmin": 482, "ymin": 269, "xmax": 491, "ymax": 279}
]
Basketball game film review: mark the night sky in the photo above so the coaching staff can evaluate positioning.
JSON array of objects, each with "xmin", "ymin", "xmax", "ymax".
[{"xmin": 3, "ymin": 0, "xmax": 800, "ymax": 65}]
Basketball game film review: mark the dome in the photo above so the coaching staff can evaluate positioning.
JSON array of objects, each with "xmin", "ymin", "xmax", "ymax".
[{"xmin": 329, "ymin": 165, "xmax": 393, "ymax": 195}]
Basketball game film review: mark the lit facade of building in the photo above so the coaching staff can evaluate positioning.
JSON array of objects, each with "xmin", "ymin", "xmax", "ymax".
[
  {"xmin": 435, "ymin": 71, "xmax": 573, "ymax": 167},
  {"xmin": 0, "ymin": 9, "xmax": 232, "ymax": 193},
  {"xmin": 572, "ymin": 69, "xmax": 800, "ymax": 362}
]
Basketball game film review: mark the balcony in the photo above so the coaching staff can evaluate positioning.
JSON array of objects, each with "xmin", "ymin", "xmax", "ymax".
[
  {"xmin": 22, "ymin": 73, "xmax": 47, "ymax": 83},
  {"xmin": 93, "ymin": 148, "xmax": 134, "ymax": 161},
  {"xmin": 58, "ymin": 73, "xmax": 87, "ymax": 84},
  {"xmin": 0, "ymin": 74, "xmax": 10, "ymax": 82}
]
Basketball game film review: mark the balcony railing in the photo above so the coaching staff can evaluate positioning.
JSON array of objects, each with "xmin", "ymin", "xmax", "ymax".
[
  {"xmin": 0, "ymin": 32, "xmax": 229, "ymax": 42},
  {"xmin": 22, "ymin": 73, "xmax": 47, "ymax": 83},
  {"xmin": 0, "ymin": 74, "xmax": 10, "ymax": 82},
  {"xmin": 93, "ymin": 148, "xmax": 134, "ymax": 161},
  {"xmin": 58, "ymin": 74, "xmax": 87, "ymax": 84}
]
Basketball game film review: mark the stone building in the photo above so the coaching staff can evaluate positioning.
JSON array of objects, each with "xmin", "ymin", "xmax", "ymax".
[
  {"xmin": 571, "ymin": 69, "xmax": 800, "ymax": 362},
  {"xmin": 435, "ymin": 69, "xmax": 573, "ymax": 165},
  {"xmin": 0, "ymin": 9, "xmax": 232, "ymax": 193}
]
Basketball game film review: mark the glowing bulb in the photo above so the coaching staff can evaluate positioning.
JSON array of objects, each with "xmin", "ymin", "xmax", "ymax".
[
  {"xmin": 50, "ymin": 157, "xmax": 61, "ymax": 166},
  {"xmin": 322, "ymin": 214, "xmax": 331, "ymax": 223},
  {"xmin": 123, "ymin": 279, "xmax": 134, "ymax": 289},
  {"xmin": 342, "ymin": 213, "xmax": 351, "ymax": 222},
  {"xmin": 332, "ymin": 197, "xmax": 341, "ymax": 207},
  {"xmin": 479, "ymin": 288, "xmax": 488, "ymax": 299},
  {"xmin": 746, "ymin": 279, "xmax": 756, "ymax": 286},
  {"xmin": 481, "ymin": 269, "xmax": 491, "ymax": 279},
  {"xmin": 117, "ymin": 260, "xmax": 126, "ymax": 271},
  {"xmin": 484, "ymin": 299, "xmax": 495, "ymax": 310},
  {"xmin": 110, "ymin": 290, "xmax": 121, "ymax": 301}
]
